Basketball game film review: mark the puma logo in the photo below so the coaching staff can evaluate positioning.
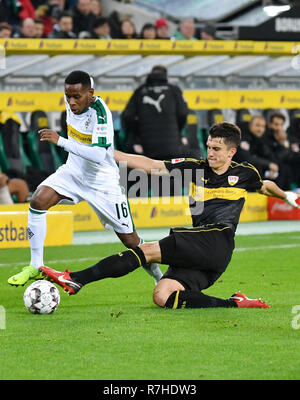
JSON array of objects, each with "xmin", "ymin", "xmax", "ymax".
[{"xmin": 143, "ymin": 94, "xmax": 165, "ymax": 113}]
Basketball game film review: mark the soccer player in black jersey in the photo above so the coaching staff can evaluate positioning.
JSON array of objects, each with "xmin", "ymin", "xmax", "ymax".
[{"xmin": 41, "ymin": 122, "xmax": 300, "ymax": 309}]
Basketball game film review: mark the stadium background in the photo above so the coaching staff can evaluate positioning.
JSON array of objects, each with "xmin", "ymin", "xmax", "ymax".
[{"xmin": 1, "ymin": 0, "xmax": 300, "ymax": 248}]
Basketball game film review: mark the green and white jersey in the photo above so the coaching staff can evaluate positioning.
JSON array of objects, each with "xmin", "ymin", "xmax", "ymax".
[{"xmin": 64, "ymin": 96, "xmax": 120, "ymax": 194}]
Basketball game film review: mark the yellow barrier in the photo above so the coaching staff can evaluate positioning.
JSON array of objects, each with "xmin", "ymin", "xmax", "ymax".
[
  {"xmin": 2, "ymin": 90, "xmax": 300, "ymax": 112},
  {"xmin": 0, "ymin": 193, "xmax": 267, "ymax": 234},
  {"xmin": 0, "ymin": 211, "xmax": 73, "ymax": 248},
  {"xmin": 0, "ymin": 39, "xmax": 298, "ymax": 56}
]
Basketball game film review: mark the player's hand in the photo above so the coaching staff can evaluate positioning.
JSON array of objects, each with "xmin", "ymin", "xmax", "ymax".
[
  {"xmin": 38, "ymin": 129, "xmax": 60, "ymax": 145},
  {"xmin": 284, "ymin": 191, "xmax": 300, "ymax": 209}
]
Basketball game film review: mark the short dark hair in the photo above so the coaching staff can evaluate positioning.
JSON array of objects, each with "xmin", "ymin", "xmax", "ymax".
[
  {"xmin": 0, "ymin": 22, "xmax": 12, "ymax": 32},
  {"xmin": 93, "ymin": 16, "xmax": 109, "ymax": 29},
  {"xmin": 58, "ymin": 11, "xmax": 73, "ymax": 22},
  {"xmin": 269, "ymin": 112, "xmax": 286, "ymax": 123},
  {"xmin": 208, "ymin": 122, "xmax": 241, "ymax": 148},
  {"xmin": 65, "ymin": 70, "xmax": 91, "ymax": 88}
]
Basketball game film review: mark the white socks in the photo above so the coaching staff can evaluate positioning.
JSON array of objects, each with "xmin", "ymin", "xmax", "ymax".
[
  {"xmin": 139, "ymin": 237, "xmax": 163, "ymax": 285},
  {"xmin": 28, "ymin": 207, "xmax": 47, "ymax": 270}
]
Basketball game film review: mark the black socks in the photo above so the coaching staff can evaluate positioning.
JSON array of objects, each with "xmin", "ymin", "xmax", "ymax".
[
  {"xmin": 165, "ymin": 290, "xmax": 237, "ymax": 309},
  {"xmin": 70, "ymin": 247, "xmax": 146, "ymax": 286}
]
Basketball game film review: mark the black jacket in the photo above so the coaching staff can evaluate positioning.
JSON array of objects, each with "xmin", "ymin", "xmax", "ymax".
[
  {"xmin": 234, "ymin": 129, "xmax": 276, "ymax": 174},
  {"xmin": 121, "ymin": 71, "xmax": 188, "ymax": 159}
]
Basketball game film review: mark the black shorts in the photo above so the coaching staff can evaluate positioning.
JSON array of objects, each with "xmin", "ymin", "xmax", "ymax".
[{"xmin": 159, "ymin": 224, "xmax": 235, "ymax": 291}]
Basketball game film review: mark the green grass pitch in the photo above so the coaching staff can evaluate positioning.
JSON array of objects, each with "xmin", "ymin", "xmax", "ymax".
[{"xmin": 0, "ymin": 232, "xmax": 300, "ymax": 380}]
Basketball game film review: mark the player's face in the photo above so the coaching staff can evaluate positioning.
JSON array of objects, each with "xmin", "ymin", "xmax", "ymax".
[
  {"xmin": 65, "ymin": 83, "xmax": 94, "ymax": 114},
  {"xmin": 206, "ymin": 136, "xmax": 236, "ymax": 173}
]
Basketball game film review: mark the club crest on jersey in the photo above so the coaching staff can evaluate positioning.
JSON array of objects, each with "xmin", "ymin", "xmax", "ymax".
[
  {"xmin": 228, "ymin": 175, "xmax": 239, "ymax": 186},
  {"xmin": 171, "ymin": 158, "xmax": 185, "ymax": 164}
]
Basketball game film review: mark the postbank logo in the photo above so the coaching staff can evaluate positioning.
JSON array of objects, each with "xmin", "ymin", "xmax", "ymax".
[
  {"xmin": 150, "ymin": 207, "xmax": 158, "ymax": 218},
  {"xmin": 6, "ymin": 97, "xmax": 13, "ymax": 106}
]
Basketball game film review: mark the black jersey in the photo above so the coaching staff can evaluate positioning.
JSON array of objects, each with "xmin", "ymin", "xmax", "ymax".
[{"xmin": 164, "ymin": 158, "xmax": 263, "ymax": 232}]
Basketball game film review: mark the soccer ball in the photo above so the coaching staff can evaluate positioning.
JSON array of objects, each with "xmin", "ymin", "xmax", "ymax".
[{"xmin": 24, "ymin": 280, "xmax": 60, "ymax": 314}]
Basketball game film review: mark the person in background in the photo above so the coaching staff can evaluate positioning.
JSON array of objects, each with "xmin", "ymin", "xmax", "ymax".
[
  {"xmin": 272, "ymin": 127, "xmax": 300, "ymax": 189},
  {"xmin": 172, "ymin": 19, "xmax": 197, "ymax": 41},
  {"xmin": 140, "ymin": 23, "xmax": 156, "ymax": 39},
  {"xmin": 0, "ymin": 170, "xmax": 29, "ymax": 204},
  {"xmin": 0, "ymin": 172, "xmax": 13, "ymax": 204},
  {"xmin": 13, "ymin": 17, "xmax": 36, "ymax": 38},
  {"xmin": 34, "ymin": 18, "xmax": 46, "ymax": 38},
  {"xmin": 234, "ymin": 115, "xmax": 279, "ymax": 182},
  {"xmin": 155, "ymin": 18, "xmax": 169, "ymax": 39},
  {"xmin": 90, "ymin": 16, "xmax": 111, "ymax": 39},
  {"xmin": 71, "ymin": 0, "xmax": 96, "ymax": 36},
  {"xmin": 119, "ymin": 18, "xmax": 137, "ymax": 39},
  {"xmin": 48, "ymin": 11, "xmax": 75, "ymax": 39},
  {"xmin": 0, "ymin": 22, "xmax": 12, "ymax": 38},
  {"xmin": 90, "ymin": 0, "xmax": 102, "ymax": 17},
  {"xmin": 199, "ymin": 23, "xmax": 216, "ymax": 40}
]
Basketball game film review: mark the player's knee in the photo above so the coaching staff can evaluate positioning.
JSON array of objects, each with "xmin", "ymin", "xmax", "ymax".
[
  {"xmin": 30, "ymin": 194, "xmax": 47, "ymax": 210},
  {"xmin": 153, "ymin": 284, "xmax": 175, "ymax": 308},
  {"xmin": 153, "ymin": 278, "xmax": 185, "ymax": 308},
  {"xmin": 153, "ymin": 288, "xmax": 168, "ymax": 308}
]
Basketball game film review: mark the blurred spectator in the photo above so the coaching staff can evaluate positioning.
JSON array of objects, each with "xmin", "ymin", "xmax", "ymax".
[
  {"xmin": 0, "ymin": 22, "xmax": 12, "ymax": 38},
  {"xmin": 155, "ymin": 18, "xmax": 169, "ymax": 39},
  {"xmin": 140, "ymin": 23, "xmax": 156, "ymax": 39},
  {"xmin": 272, "ymin": 128, "xmax": 300, "ymax": 189},
  {"xmin": 91, "ymin": 16, "xmax": 111, "ymax": 39},
  {"xmin": 71, "ymin": 0, "xmax": 96, "ymax": 36},
  {"xmin": 121, "ymin": 65, "xmax": 199, "ymax": 160},
  {"xmin": 34, "ymin": 18, "xmax": 46, "ymax": 38},
  {"xmin": 172, "ymin": 19, "xmax": 196, "ymax": 40},
  {"xmin": 0, "ymin": 171, "xmax": 29, "ymax": 204},
  {"xmin": 268, "ymin": 112, "xmax": 286, "ymax": 131},
  {"xmin": 120, "ymin": 18, "xmax": 137, "ymax": 39},
  {"xmin": 90, "ymin": 0, "xmax": 102, "ymax": 17},
  {"xmin": 107, "ymin": 10, "xmax": 122, "ymax": 38},
  {"xmin": 48, "ymin": 0, "xmax": 66, "ymax": 8},
  {"xmin": 49, "ymin": 11, "xmax": 75, "ymax": 38},
  {"xmin": 18, "ymin": 0, "xmax": 36, "ymax": 20},
  {"xmin": 200, "ymin": 23, "xmax": 216, "ymax": 40},
  {"xmin": 0, "ymin": 172, "xmax": 13, "ymax": 204},
  {"xmin": 13, "ymin": 17, "xmax": 36, "ymax": 38},
  {"xmin": 234, "ymin": 115, "xmax": 279, "ymax": 181}
]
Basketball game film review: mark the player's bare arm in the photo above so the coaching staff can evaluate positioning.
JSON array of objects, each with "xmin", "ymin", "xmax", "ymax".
[
  {"xmin": 258, "ymin": 179, "xmax": 300, "ymax": 208},
  {"xmin": 39, "ymin": 129, "xmax": 60, "ymax": 145},
  {"xmin": 114, "ymin": 150, "xmax": 167, "ymax": 174}
]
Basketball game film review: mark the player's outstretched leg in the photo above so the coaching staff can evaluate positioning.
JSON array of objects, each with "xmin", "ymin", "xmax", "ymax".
[
  {"xmin": 115, "ymin": 231, "xmax": 163, "ymax": 285},
  {"xmin": 7, "ymin": 206, "xmax": 46, "ymax": 286},
  {"xmin": 161, "ymin": 290, "xmax": 270, "ymax": 309},
  {"xmin": 8, "ymin": 265, "xmax": 42, "ymax": 287},
  {"xmin": 41, "ymin": 246, "xmax": 147, "ymax": 295},
  {"xmin": 230, "ymin": 292, "xmax": 270, "ymax": 308}
]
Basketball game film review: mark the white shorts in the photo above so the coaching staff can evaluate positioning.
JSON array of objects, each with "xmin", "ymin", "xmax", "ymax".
[{"xmin": 39, "ymin": 165, "xmax": 135, "ymax": 234}]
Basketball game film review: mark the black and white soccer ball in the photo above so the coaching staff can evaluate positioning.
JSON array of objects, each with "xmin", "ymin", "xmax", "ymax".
[{"xmin": 24, "ymin": 280, "xmax": 60, "ymax": 314}]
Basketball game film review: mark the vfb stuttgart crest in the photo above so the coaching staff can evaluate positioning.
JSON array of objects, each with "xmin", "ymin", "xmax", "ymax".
[{"xmin": 228, "ymin": 175, "xmax": 239, "ymax": 186}]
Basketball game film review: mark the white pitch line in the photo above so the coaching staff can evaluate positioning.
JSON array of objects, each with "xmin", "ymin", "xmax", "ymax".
[
  {"xmin": 235, "ymin": 243, "xmax": 300, "ymax": 252},
  {"xmin": 0, "ymin": 256, "xmax": 101, "ymax": 268},
  {"xmin": 1, "ymin": 243, "xmax": 300, "ymax": 268}
]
